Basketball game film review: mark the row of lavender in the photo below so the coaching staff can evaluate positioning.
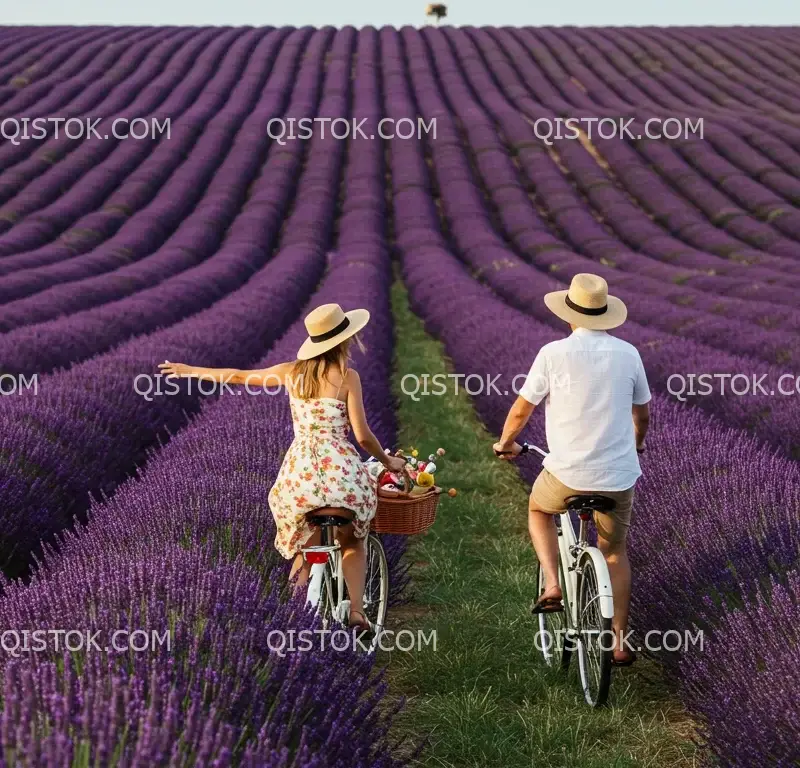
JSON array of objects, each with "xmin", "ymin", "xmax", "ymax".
[
  {"xmin": 480, "ymin": 27, "xmax": 800, "ymax": 281},
  {"xmin": 0, "ymin": 27, "xmax": 346, "ymax": 577},
  {"xmin": 0, "ymin": 28, "xmax": 297, "ymax": 342},
  {"xmin": 429, "ymin": 25, "xmax": 800, "ymax": 282},
  {"xmin": 0, "ymin": 27, "xmax": 409, "ymax": 765},
  {"xmin": 534, "ymin": 30, "xmax": 800, "ymax": 262},
  {"xmin": 380, "ymin": 26, "xmax": 799, "ymax": 765}
]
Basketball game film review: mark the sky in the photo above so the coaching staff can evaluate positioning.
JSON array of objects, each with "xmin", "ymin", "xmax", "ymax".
[{"xmin": 3, "ymin": 0, "xmax": 800, "ymax": 27}]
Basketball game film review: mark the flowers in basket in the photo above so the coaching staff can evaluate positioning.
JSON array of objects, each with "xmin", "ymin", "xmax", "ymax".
[{"xmin": 365, "ymin": 445, "xmax": 456, "ymax": 497}]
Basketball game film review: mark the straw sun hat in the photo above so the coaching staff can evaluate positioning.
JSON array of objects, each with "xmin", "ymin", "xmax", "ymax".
[
  {"xmin": 296, "ymin": 303, "xmax": 370, "ymax": 360},
  {"xmin": 544, "ymin": 273, "xmax": 627, "ymax": 330}
]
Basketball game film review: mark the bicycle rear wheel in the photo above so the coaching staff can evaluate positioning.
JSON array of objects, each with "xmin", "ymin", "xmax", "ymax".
[
  {"xmin": 535, "ymin": 558, "xmax": 571, "ymax": 670},
  {"xmin": 362, "ymin": 534, "xmax": 389, "ymax": 651},
  {"xmin": 316, "ymin": 558, "xmax": 340, "ymax": 627},
  {"xmin": 576, "ymin": 554, "xmax": 612, "ymax": 706}
]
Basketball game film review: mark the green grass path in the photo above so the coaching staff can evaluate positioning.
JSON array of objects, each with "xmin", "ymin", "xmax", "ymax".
[{"xmin": 384, "ymin": 281, "xmax": 698, "ymax": 767}]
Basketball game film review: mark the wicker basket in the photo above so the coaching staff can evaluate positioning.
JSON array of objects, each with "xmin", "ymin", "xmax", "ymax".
[{"xmin": 372, "ymin": 466, "xmax": 440, "ymax": 535}]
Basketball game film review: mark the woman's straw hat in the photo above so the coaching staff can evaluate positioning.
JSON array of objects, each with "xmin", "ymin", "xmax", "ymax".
[
  {"xmin": 296, "ymin": 303, "xmax": 370, "ymax": 360},
  {"xmin": 544, "ymin": 273, "xmax": 627, "ymax": 330}
]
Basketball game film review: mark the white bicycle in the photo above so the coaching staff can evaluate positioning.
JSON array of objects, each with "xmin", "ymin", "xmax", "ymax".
[
  {"xmin": 500, "ymin": 443, "xmax": 615, "ymax": 707},
  {"xmin": 301, "ymin": 513, "xmax": 389, "ymax": 654}
]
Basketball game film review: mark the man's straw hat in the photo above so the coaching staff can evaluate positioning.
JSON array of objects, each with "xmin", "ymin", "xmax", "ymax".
[
  {"xmin": 296, "ymin": 303, "xmax": 370, "ymax": 360},
  {"xmin": 544, "ymin": 273, "xmax": 627, "ymax": 330}
]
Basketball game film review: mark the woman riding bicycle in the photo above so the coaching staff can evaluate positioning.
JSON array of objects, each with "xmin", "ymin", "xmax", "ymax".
[{"xmin": 159, "ymin": 303, "xmax": 406, "ymax": 631}]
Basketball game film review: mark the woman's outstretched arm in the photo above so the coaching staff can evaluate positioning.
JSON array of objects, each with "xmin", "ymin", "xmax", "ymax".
[
  {"xmin": 346, "ymin": 370, "xmax": 405, "ymax": 471},
  {"xmin": 158, "ymin": 361, "xmax": 294, "ymax": 387}
]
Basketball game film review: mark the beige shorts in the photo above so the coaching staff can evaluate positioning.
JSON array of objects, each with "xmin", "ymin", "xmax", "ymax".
[{"xmin": 530, "ymin": 469, "xmax": 634, "ymax": 546}]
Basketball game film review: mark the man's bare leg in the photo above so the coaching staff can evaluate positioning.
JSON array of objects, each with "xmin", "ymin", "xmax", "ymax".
[
  {"xmin": 598, "ymin": 536, "xmax": 632, "ymax": 659},
  {"xmin": 529, "ymin": 503, "xmax": 561, "ymax": 600}
]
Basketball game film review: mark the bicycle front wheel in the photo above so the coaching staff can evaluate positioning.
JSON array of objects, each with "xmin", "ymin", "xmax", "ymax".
[
  {"xmin": 363, "ymin": 534, "xmax": 389, "ymax": 648},
  {"xmin": 576, "ymin": 553, "xmax": 612, "ymax": 707}
]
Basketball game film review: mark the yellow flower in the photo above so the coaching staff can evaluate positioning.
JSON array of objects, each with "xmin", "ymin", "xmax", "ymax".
[
  {"xmin": 411, "ymin": 449, "xmax": 419, "ymax": 457},
  {"xmin": 416, "ymin": 471, "xmax": 434, "ymax": 487}
]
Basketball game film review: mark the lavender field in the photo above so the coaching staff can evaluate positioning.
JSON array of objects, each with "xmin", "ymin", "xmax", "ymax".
[{"xmin": 0, "ymin": 23, "xmax": 798, "ymax": 766}]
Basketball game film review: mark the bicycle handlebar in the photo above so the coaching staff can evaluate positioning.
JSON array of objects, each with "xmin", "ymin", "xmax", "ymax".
[{"xmin": 493, "ymin": 442, "xmax": 548, "ymax": 458}]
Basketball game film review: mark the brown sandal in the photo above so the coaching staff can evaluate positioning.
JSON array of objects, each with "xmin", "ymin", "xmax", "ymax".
[
  {"xmin": 349, "ymin": 609, "xmax": 371, "ymax": 631},
  {"xmin": 531, "ymin": 594, "xmax": 564, "ymax": 614}
]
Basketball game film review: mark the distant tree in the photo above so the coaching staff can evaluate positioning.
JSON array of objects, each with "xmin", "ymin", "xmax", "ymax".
[{"xmin": 425, "ymin": 3, "xmax": 448, "ymax": 24}]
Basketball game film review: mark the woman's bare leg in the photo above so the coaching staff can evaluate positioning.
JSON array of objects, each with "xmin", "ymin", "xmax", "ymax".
[
  {"xmin": 289, "ymin": 527, "xmax": 320, "ymax": 592},
  {"xmin": 338, "ymin": 526, "xmax": 367, "ymax": 617}
]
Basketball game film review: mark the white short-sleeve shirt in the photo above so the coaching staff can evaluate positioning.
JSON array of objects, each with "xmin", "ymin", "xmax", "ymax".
[{"xmin": 518, "ymin": 328, "xmax": 651, "ymax": 491}]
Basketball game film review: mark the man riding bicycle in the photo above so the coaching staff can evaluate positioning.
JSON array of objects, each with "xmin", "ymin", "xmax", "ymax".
[{"xmin": 493, "ymin": 274, "xmax": 651, "ymax": 667}]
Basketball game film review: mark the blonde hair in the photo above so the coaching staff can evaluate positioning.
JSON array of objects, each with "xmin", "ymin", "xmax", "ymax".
[{"xmin": 290, "ymin": 334, "xmax": 365, "ymax": 399}]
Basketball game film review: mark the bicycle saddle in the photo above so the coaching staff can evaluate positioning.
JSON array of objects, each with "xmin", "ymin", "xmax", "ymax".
[
  {"xmin": 306, "ymin": 514, "xmax": 352, "ymax": 527},
  {"xmin": 564, "ymin": 494, "xmax": 616, "ymax": 513}
]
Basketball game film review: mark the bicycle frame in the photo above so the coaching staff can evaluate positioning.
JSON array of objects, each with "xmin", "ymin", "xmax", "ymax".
[
  {"xmin": 557, "ymin": 512, "xmax": 615, "ymax": 628},
  {"xmin": 526, "ymin": 444, "xmax": 614, "ymax": 626}
]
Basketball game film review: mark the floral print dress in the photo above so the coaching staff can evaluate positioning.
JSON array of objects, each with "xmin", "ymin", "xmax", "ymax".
[{"xmin": 269, "ymin": 396, "xmax": 378, "ymax": 558}]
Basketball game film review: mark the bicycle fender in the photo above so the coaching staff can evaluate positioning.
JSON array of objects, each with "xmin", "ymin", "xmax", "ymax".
[
  {"xmin": 305, "ymin": 562, "xmax": 327, "ymax": 608},
  {"xmin": 580, "ymin": 549, "xmax": 614, "ymax": 620}
]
